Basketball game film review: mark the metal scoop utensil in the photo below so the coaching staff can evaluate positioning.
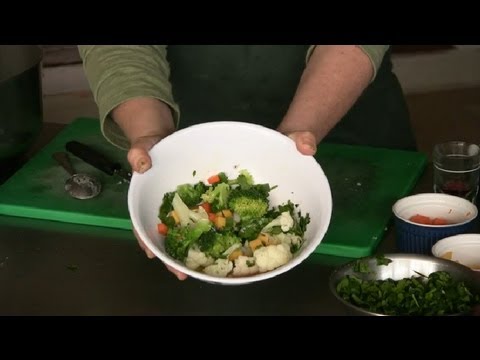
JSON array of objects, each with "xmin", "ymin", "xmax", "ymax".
[{"xmin": 52, "ymin": 152, "xmax": 102, "ymax": 200}]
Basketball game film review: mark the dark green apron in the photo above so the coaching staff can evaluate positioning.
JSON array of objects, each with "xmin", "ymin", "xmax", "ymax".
[{"xmin": 167, "ymin": 45, "xmax": 417, "ymax": 151}]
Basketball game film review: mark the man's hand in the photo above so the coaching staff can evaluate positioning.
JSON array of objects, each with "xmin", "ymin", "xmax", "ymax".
[
  {"xmin": 113, "ymin": 97, "xmax": 176, "ymax": 173},
  {"xmin": 283, "ymin": 130, "xmax": 317, "ymax": 156},
  {"xmin": 112, "ymin": 97, "xmax": 188, "ymax": 280},
  {"xmin": 278, "ymin": 45, "xmax": 373, "ymax": 147},
  {"xmin": 133, "ymin": 227, "xmax": 188, "ymax": 280}
]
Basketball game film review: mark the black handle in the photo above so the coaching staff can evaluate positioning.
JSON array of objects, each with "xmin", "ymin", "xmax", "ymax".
[{"xmin": 65, "ymin": 141, "xmax": 120, "ymax": 176}]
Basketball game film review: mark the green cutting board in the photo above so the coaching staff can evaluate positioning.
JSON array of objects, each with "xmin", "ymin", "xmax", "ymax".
[
  {"xmin": 0, "ymin": 117, "xmax": 427, "ymax": 258},
  {"xmin": 0, "ymin": 118, "xmax": 131, "ymax": 230},
  {"xmin": 314, "ymin": 143, "xmax": 427, "ymax": 257}
]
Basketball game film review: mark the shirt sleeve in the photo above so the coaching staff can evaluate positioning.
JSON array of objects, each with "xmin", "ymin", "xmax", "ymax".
[
  {"xmin": 78, "ymin": 45, "xmax": 180, "ymax": 149},
  {"xmin": 305, "ymin": 45, "xmax": 390, "ymax": 82}
]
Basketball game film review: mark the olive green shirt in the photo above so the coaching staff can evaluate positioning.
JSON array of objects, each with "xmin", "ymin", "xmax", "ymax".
[{"xmin": 78, "ymin": 45, "xmax": 416, "ymax": 151}]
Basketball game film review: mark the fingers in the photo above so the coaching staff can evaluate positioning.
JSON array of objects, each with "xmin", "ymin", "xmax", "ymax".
[
  {"xmin": 127, "ymin": 135, "xmax": 163, "ymax": 173},
  {"xmin": 133, "ymin": 228, "xmax": 188, "ymax": 280},
  {"xmin": 133, "ymin": 228, "xmax": 156, "ymax": 258},
  {"xmin": 286, "ymin": 131, "xmax": 317, "ymax": 156},
  {"xmin": 166, "ymin": 265, "xmax": 189, "ymax": 281}
]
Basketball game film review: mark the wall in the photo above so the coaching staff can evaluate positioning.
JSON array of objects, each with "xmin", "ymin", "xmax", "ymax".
[
  {"xmin": 392, "ymin": 46, "xmax": 480, "ymax": 94},
  {"xmin": 41, "ymin": 45, "xmax": 480, "ymax": 96},
  {"xmin": 40, "ymin": 45, "xmax": 480, "ymax": 124}
]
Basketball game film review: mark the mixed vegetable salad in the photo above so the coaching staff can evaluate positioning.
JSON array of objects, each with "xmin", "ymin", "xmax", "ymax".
[{"xmin": 157, "ymin": 169, "xmax": 310, "ymax": 278}]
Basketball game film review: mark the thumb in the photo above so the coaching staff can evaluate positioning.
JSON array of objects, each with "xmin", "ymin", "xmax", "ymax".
[
  {"xmin": 287, "ymin": 131, "xmax": 317, "ymax": 156},
  {"xmin": 127, "ymin": 135, "xmax": 163, "ymax": 174}
]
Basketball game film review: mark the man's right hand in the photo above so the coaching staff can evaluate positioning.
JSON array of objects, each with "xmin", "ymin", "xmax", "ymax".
[{"xmin": 111, "ymin": 97, "xmax": 188, "ymax": 281}]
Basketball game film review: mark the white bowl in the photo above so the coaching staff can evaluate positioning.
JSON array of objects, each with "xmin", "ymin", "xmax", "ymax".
[
  {"xmin": 127, "ymin": 121, "xmax": 333, "ymax": 285},
  {"xmin": 432, "ymin": 234, "xmax": 480, "ymax": 271}
]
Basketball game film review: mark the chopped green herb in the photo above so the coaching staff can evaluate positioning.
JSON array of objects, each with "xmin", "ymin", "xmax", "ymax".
[
  {"xmin": 246, "ymin": 260, "xmax": 255, "ymax": 267},
  {"xmin": 290, "ymin": 243, "xmax": 300, "ymax": 253},
  {"xmin": 353, "ymin": 260, "xmax": 371, "ymax": 273},
  {"xmin": 336, "ymin": 270, "xmax": 480, "ymax": 316},
  {"xmin": 376, "ymin": 254, "xmax": 393, "ymax": 266},
  {"xmin": 192, "ymin": 170, "xmax": 197, "ymax": 177}
]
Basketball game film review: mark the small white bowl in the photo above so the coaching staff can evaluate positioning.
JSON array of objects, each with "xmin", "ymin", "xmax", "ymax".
[
  {"xmin": 128, "ymin": 121, "xmax": 333, "ymax": 285},
  {"xmin": 432, "ymin": 234, "xmax": 480, "ymax": 271}
]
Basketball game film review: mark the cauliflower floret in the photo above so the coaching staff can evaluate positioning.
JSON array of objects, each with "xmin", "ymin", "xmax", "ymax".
[
  {"xmin": 172, "ymin": 192, "xmax": 209, "ymax": 226},
  {"xmin": 203, "ymin": 258, "xmax": 233, "ymax": 277},
  {"xmin": 261, "ymin": 211, "xmax": 294, "ymax": 233},
  {"xmin": 254, "ymin": 243, "xmax": 292, "ymax": 272},
  {"xmin": 232, "ymin": 256, "xmax": 259, "ymax": 277},
  {"xmin": 185, "ymin": 248, "xmax": 215, "ymax": 270},
  {"xmin": 270, "ymin": 233, "xmax": 302, "ymax": 248}
]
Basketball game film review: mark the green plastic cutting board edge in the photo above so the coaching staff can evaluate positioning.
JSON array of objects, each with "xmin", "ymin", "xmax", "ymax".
[{"xmin": 0, "ymin": 117, "xmax": 427, "ymax": 258}]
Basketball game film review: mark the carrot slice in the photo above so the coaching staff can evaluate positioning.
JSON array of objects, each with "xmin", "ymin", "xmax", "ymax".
[
  {"xmin": 157, "ymin": 223, "xmax": 169, "ymax": 235},
  {"xmin": 409, "ymin": 214, "xmax": 449, "ymax": 225},
  {"xmin": 200, "ymin": 202, "xmax": 212, "ymax": 213},
  {"xmin": 432, "ymin": 217, "xmax": 448, "ymax": 225},
  {"xmin": 207, "ymin": 174, "xmax": 221, "ymax": 184},
  {"xmin": 409, "ymin": 214, "xmax": 433, "ymax": 225}
]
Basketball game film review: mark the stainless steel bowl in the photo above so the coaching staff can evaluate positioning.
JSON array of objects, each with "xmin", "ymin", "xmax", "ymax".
[{"xmin": 329, "ymin": 253, "xmax": 480, "ymax": 316}]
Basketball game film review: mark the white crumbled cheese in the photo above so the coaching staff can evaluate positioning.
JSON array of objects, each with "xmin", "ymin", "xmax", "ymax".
[
  {"xmin": 232, "ymin": 256, "xmax": 259, "ymax": 277},
  {"xmin": 203, "ymin": 259, "xmax": 233, "ymax": 277},
  {"xmin": 185, "ymin": 248, "xmax": 214, "ymax": 270},
  {"xmin": 254, "ymin": 243, "xmax": 292, "ymax": 273}
]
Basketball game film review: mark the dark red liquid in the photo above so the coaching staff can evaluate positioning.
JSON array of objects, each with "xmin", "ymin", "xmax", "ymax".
[{"xmin": 441, "ymin": 180, "xmax": 472, "ymax": 198}]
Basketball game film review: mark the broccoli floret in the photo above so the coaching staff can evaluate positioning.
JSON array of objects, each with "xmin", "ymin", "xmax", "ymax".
[
  {"xmin": 176, "ymin": 182, "xmax": 207, "ymax": 207},
  {"xmin": 228, "ymin": 186, "xmax": 270, "ymax": 221},
  {"xmin": 165, "ymin": 219, "xmax": 212, "ymax": 261},
  {"xmin": 162, "ymin": 215, "xmax": 176, "ymax": 229},
  {"xmin": 228, "ymin": 169, "xmax": 255, "ymax": 189},
  {"xmin": 201, "ymin": 182, "xmax": 230, "ymax": 212},
  {"xmin": 159, "ymin": 191, "xmax": 175, "ymax": 223},
  {"xmin": 197, "ymin": 230, "xmax": 242, "ymax": 259},
  {"xmin": 217, "ymin": 172, "xmax": 229, "ymax": 184}
]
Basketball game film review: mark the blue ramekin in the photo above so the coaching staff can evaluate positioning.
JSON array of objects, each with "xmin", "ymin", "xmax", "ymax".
[{"xmin": 392, "ymin": 193, "xmax": 478, "ymax": 255}]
